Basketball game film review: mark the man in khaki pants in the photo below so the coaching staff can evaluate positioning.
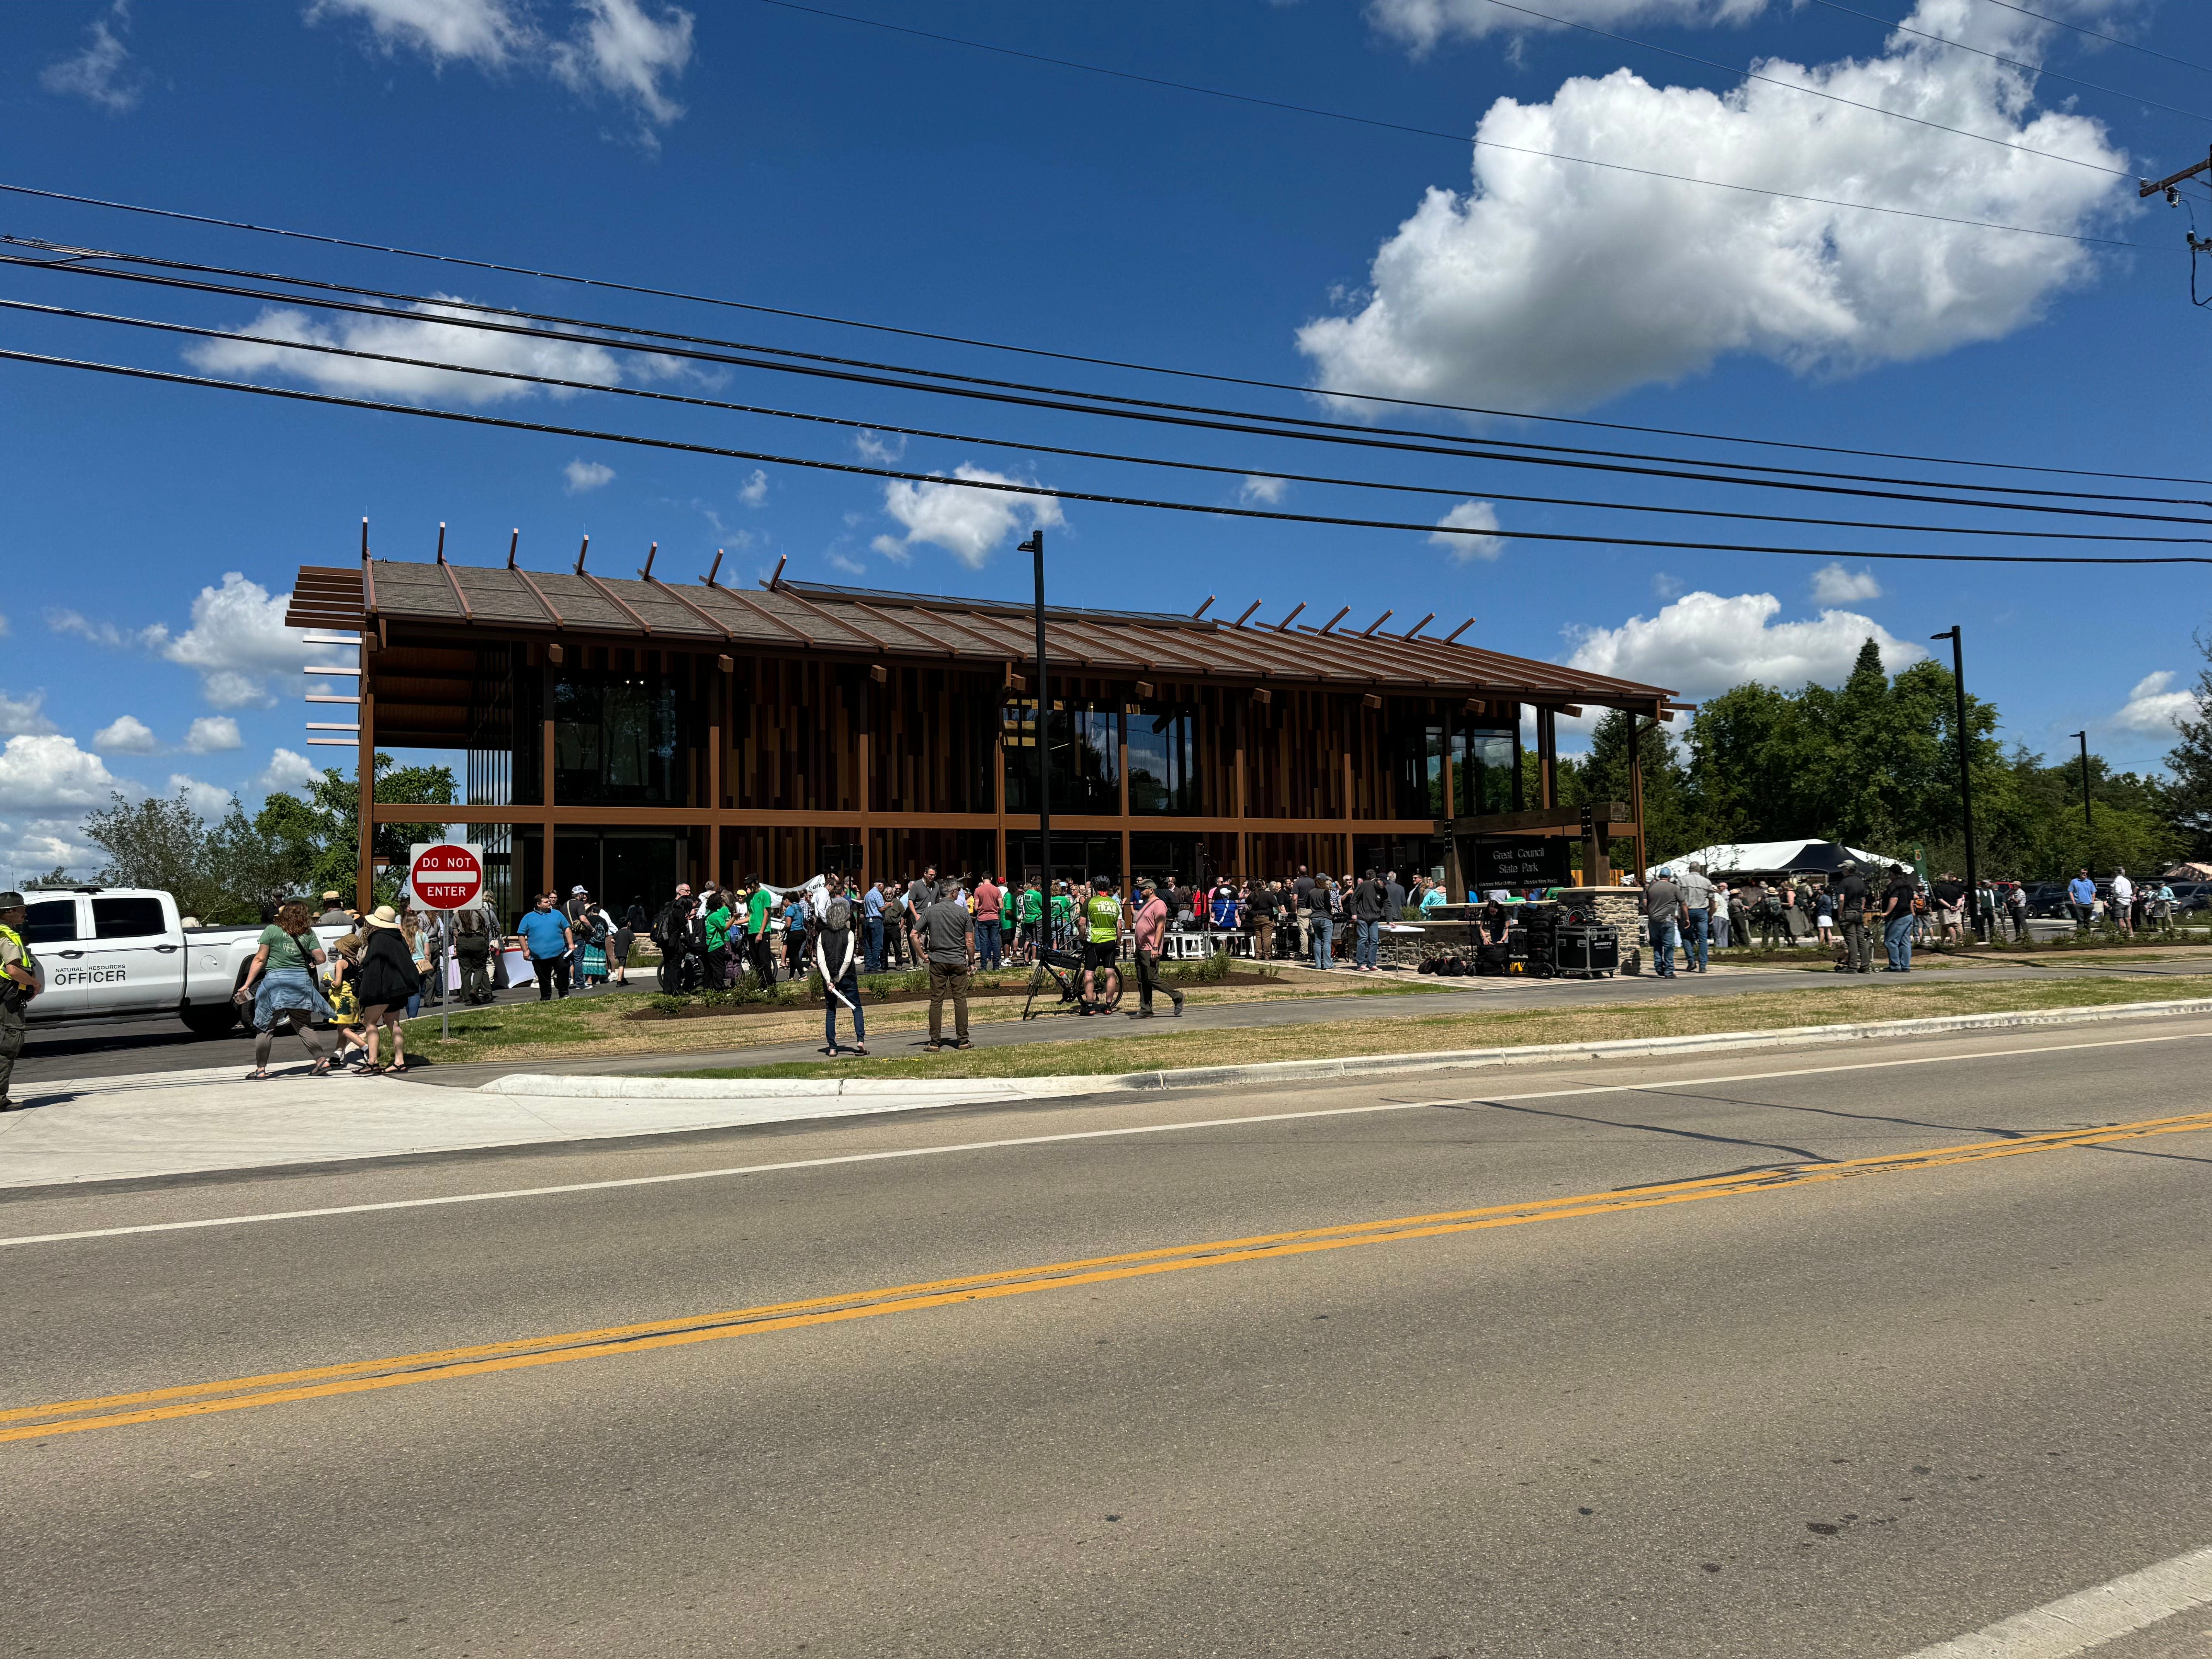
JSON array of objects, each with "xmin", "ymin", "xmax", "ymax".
[{"xmin": 920, "ymin": 885, "xmax": 974, "ymax": 1053}]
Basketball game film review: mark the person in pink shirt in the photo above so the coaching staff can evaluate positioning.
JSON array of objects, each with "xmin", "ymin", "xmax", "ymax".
[
  {"xmin": 972, "ymin": 871, "xmax": 1005, "ymax": 969},
  {"xmin": 1127, "ymin": 877, "xmax": 1185, "ymax": 1019}
]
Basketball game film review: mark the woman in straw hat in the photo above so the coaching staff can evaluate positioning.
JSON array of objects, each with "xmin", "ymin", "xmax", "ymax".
[{"xmin": 353, "ymin": 905, "xmax": 422, "ymax": 1074}]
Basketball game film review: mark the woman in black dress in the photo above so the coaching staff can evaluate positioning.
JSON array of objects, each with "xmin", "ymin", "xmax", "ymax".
[{"xmin": 353, "ymin": 905, "xmax": 421, "ymax": 1074}]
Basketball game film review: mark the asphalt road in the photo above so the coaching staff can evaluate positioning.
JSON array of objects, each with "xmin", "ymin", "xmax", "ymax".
[{"xmin": 7, "ymin": 1018, "xmax": 2212, "ymax": 1655}]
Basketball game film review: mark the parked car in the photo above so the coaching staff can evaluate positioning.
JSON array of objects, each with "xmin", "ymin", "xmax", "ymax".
[
  {"xmin": 2019, "ymin": 882, "xmax": 2071, "ymax": 919},
  {"xmin": 2162, "ymin": 880, "xmax": 2211, "ymax": 914},
  {"xmin": 18, "ymin": 887, "xmax": 352, "ymax": 1036}
]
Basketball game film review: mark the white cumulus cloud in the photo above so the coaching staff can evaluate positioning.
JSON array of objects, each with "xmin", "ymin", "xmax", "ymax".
[
  {"xmin": 185, "ymin": 716, "xmax": 243, "ymax": 754},
  {"xmin": 259, "ymin": 747, "xmax": 325, "ymax": 794},
  {"xmin": 0, "ymin": 816, "xmax": 102, "ymax": 883},
  {"xmin": 93, "ymin": 714, "xmax": 158, "ymax": 754},
  {"xmin": 185, "ymin": 297, "xmax": 662, "ymax": 406},
  {"xmin": 310, "ymin": 0, "xmax": 694, "ymax": 136},
  {"xmin": 564, "ymin": 457, "xmax": 616, "ymax": 492},
  {"xmin": 1564, "ymin": 590, "xmax": 1923, "ymax": 698},
  {"xmin": 2110, "ymin": 670, "xmax": 2200, "ymax": 735},
  {"xmin": 738, "ymin": 468, "xmax": 769, "ymax": 507},
  {"xmin": 874, "ymin": 465, "xmax": 1066, "ymax": 570},
  {"xmin": 41, "ymin": 0, "xmax": 142, "ymax": 112},
  {"xmin": 0, "ymin": 735, "xmax": 123, "ymax": 814},
  {"xmin": 0, "ymin": 690, "xmax": 60, "ymax": 738},
  {"xmin": 141, "ymin": 572, "xmax": 346, "ymax": 710},
  {"xmin": 1371, "ymin": 0, "xmax": 1766, "ymax": 49},
  {"xmin": 1428, "ymin": 499, "xmax": 1505, "ymax": 561},
  {"xmin": 1240, "ymin": 476, "xmax": 1289, "ymax": 506},
  {"xmin": 167, "ymin": 775, "xmax": 236, "ymax": 818},
  {"xmin": 1300, "ymin": 0, "xmax": 2127, "ymax": 414},
  {"xmin": 854, "ymin": 430, "xmax": 907, "ymax": 465},
  {"xmin": 1810, "ymin": 562, "xmax": 1883, "ymax": 604}
]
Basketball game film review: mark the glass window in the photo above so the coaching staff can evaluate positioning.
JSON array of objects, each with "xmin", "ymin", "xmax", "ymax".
[
  {"xmin": 92, "ymin": 896, "xmax": 167, "ymax": 938},
  {"xmin": 1003, "ymin": 702, "xmax": 1120, "ymax": 815},
  {"xmin": 551, "ymin": 673, "xmax": 683, "ymax": 805},
  {"xmin": 22, "ymin": 899, "xmax": 77, "ymax": 945},
  {"xmin": 1453, "ymin": 728, "xmax": 1520, "ymax": 817},
  {"xmin": 1128, "ymin": 705, "xmax": 1201, "ymax": 816}
]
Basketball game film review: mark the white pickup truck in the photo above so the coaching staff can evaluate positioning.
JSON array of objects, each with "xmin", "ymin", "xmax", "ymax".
[{"xmin": 19, "ymin": 887, "xmax": 353, "ymax": 1036}]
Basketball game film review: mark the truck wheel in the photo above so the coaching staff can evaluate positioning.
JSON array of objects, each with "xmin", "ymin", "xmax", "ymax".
[{"xmin": 181, "ymin": 1004, "xmax": 239, "ymax": 1037}]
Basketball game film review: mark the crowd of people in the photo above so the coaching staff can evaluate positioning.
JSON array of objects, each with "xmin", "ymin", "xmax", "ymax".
[{"xmin": 1634, "ymin": 862, "xmax": 2183, "ymax": 978}]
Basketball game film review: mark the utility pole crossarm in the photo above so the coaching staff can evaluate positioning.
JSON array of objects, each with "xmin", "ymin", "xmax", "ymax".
[{"xmin": 2140, "ymin": 146, "xmax": 2212, "ymax": 200}]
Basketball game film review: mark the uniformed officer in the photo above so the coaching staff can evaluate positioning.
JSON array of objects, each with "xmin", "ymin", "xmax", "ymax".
[{"xmin": 0, "ymin": 891, "xmax": 40, "ymax": 1111}]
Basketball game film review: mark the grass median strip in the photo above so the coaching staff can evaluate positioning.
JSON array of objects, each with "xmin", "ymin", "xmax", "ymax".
[{"xmin": 665, "ymin": 974, "xmax": 2212, "ymax": 1082}]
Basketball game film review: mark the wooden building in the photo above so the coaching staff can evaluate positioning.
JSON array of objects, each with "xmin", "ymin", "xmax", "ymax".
[{"xmin": 285, "ymin": 537, "xmax": 1685, "ymax": 915}]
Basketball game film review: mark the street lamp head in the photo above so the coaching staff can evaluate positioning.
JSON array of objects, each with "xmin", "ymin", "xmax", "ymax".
[{"xmin": 1017, "ymin": 531, "xmax": 1044, "ymax": 555}]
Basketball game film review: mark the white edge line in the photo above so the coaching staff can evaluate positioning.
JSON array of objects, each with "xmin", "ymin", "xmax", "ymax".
[
  {"xmin": 4, "ymin": 1028, "xmax": 2206, "ymax": 1251},
  {"xmin": 1894, "ymin": 1541, "xmax": 2212, "ymax": 1657}
]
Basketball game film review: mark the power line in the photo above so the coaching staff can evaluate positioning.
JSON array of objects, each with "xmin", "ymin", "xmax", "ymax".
[
  {"xmin": 1476, "ymin": 0, "xmax": 2134, "ymax": 178},
  {"xmin": 753, "ymin": 0, "xmax": 2136, "ymax": 234},
  {"xmin": 11, "ymin": 247, "xmax": 2207, "ymax": 526},
  {"xmin": 0, "ymin": 187, "xmax": 2157, "ymax": 499},
  {"xmin": 1973, "ymin": 0, "xmax": 2212, "ymax": 79},
  {"xmin": 1807, "ymin": 0, "xmax": 2210, "ymax": 125},
  {"xmin": 5, "ymin": 343, "xmax": 2200, "ymax": 565},
  {"xmin": 20, "ymin": 292, "xmax": 2204, "ymax": 547},
  {"xmin": 12, "ymin": 241, "xmax": 2205, "ymax": 514}
]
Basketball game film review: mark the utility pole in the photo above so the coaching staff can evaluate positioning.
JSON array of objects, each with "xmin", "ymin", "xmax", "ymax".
[
  {"xmin": 1931, "ymin": 628, "xmax": 1981, "ymax": 938},
  {"xmin": 1020, "ymin": 530, "xmax": 1051, "ymax": 948}
]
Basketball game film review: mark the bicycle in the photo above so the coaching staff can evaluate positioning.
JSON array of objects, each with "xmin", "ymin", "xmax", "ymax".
[{"xmin": 1022, "ymin": 947, "xmax": 1084, "ymax": 1020}]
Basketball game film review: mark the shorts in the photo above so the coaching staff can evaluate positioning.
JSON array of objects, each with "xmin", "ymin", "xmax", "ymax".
[{"xmin": 1082, "ymin": 940, "xmax": 1120, "ymax": 974}]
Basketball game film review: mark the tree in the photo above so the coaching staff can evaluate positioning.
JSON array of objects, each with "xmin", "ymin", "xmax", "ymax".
[
  {"xmin": 2163, "ymin": 629, "xmax": 2212, "ymax": 858},
  {"xmin": 82, "ymin": 792, "xmax": 230, "ymax": 920}
]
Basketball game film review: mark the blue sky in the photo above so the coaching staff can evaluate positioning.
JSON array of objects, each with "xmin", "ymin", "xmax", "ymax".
[{"xmin": 2, "ymin": 0, "xmax": 2209, "ymax": 877}]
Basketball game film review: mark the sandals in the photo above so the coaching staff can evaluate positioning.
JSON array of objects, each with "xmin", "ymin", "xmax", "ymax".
[
  {"xmin": 247, "ymin": 1068, "xmax": 271, "ymax": 1081},
  {"xmin": 385, "ymin": 1062, "xmax": 409, "ymax": 1074},
  {"xmin": 309, "ymin": 1058, "xmax": 333, "ymax": 1077}
]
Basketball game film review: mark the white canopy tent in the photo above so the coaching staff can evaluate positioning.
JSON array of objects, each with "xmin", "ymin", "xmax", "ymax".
[{"xmin": 1644, "ymin": 840, "xmax": 1911, "ymax": 881}]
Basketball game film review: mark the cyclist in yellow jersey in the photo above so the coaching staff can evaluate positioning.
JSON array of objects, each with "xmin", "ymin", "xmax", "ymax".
[{"xmin": 1079, "ymin": 875, "xmax": 1123, "ymax": 1013}]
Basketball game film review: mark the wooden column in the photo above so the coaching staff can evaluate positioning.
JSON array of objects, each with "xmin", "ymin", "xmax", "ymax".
[
  {"xmin": 1119, "ymin": 708, "xmax": 1131, "ymax": 884},
  {"xmin": 1341, "ymin": 697, "xmax": 1355, "ymax": 877},
  {"xmin": 355, "ymin": 667, "xmax": 375, "ymax": 910},
  {"xmin": 1440, "ymin": 713, "xmax": 1459, "ymax": 899},
  {"xmin": 707, "ymin": 654, "xmax": 723, "ymax": 889},
  {"xmin": 1233, "ymin": 694, "xmax": 1248, "ymax": 876},
  {"xmin": 540, "ymin": 655, "xmax": 556, "ymax": 901},
  {"xmin": 995, "ymin": 664, "xmax": 1010, "ymax": 881},
  {"xmin": 859, "ymin": 671, "xmax": 874, "ymax": 888},
  {"xmin": 1538, "ymin": 707, "xmax": 1558, "ymax": 809},
  {"xmin": 1628, "ymin": 715, "xmax": 1650, "ymax": 883}
]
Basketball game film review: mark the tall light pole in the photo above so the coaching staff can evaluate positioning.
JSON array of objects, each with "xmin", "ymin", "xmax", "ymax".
[
  {"xmin": 2071, "ymin": 729, "xmax": 2094, "ymax": 849},
  {"xmin": 1931, "ymin": 627, "xmax": 1982, "ymax": 938},
  {"xmin": 1019, "ymin": 530, "xmax": 1051, "ymax": 943}
]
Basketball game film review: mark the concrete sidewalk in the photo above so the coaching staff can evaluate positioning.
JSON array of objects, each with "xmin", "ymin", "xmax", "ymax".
[
  {"xmin": 0, "ymin": 1061, "xmax": 1111, "ymax": 1190},
  {"xmin": 7, "ymin": 994, "xmax": 2212, "ymax": 1190}
]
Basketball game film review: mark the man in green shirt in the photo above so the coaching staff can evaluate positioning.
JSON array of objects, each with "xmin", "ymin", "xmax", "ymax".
[
  {"xmin": 1016, "ymin": 880, "xmax": 1044, "ymax": 963},
  {"xmin": 1049, "ymin": 881, "xmax": 1075, "ymax": 957},
  {"xmin": 1079, "ymin": 876, "xmax": 1123, "ymax": 1013},
  {"xmin": 745, "ymin": 878, "xmax": 775, "ymax": 989}
]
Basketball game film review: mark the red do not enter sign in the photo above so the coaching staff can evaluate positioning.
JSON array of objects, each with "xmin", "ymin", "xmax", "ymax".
[{"xmin": 410, "ymin": 843, "xmax": 484, "ymax": 910}]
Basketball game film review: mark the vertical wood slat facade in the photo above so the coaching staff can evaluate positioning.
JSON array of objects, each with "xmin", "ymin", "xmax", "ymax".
[{"xmin": 292, "ymin": 560, "xmax": 1680, "ymax": 906}]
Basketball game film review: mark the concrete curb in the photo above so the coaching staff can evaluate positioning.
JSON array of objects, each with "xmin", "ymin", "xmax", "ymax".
[{"xmin": 482, "ymin": 995, "xmax": 2212, "ymax": 1101}]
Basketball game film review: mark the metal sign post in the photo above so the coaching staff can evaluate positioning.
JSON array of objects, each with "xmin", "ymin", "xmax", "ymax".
[{"xmin": 409, "ymin": 841, "xmax": 484, "ymax": 1043}]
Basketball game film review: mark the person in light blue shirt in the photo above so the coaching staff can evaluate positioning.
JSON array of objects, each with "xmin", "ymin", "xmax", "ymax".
[
  {"xmin": 515, "ymin": 893, "xmax": 575, "ymax": 1001},
  {"xmin": 2068, "ymin": 869, "xmax": 2096, "ymax": 933},
  {"xmin": 862, "ymin": 881, "xmax": 886, "ymax": 972},
  {"xmin": 1418, "ymin": 879, "xmax": 1448, "ymax": 916}
]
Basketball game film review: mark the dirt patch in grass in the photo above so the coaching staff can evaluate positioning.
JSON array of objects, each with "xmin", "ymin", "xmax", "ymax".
[{"xmin": 666, "ymin": 974, "xmax": 2212, "ymax": 1083}]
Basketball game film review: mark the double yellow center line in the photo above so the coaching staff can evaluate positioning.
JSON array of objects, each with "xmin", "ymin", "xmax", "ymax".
[{"xmin": 10, "ymin": 1106, "xmax": 2211, "ymax": 1446}]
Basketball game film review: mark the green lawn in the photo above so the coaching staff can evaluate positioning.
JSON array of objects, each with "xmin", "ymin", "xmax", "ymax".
[{"xmin": 663, "ymin": 973, "xmax": 2212, "ymax": 1083}]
